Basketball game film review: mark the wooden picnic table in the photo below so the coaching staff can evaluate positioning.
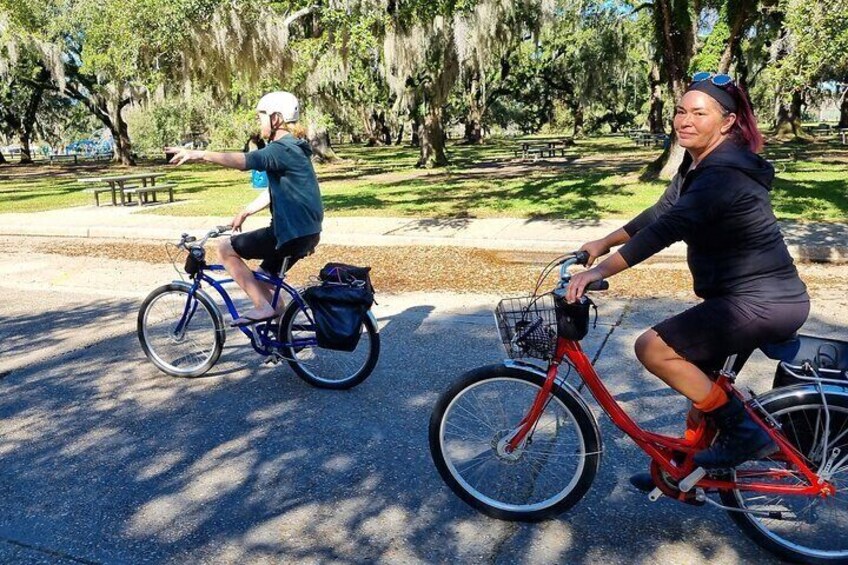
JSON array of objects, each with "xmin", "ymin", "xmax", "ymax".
[
  {"xmin": 79, "ymin": 172, "xmax": 168, "ymax": 206},
  {"xmin": 513, "ymin": 138, "xmax": 575, "ymax": 160}
]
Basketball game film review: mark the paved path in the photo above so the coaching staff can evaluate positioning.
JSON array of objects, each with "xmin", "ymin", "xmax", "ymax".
[
  {"xmin": 1, "ymin": 206, "xmax": 846, "ymax": 262},
  {"xmin": 0, "ymin": 244, "xmax": 845, "ymax": 563}
]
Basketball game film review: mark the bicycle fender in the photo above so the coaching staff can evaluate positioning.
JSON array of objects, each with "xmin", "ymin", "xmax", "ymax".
[
  {"xmin": 502, "ymin": 359, "xmax": 603, "ymax": 459},
  {"xmin": 757, "ymin": 382, "xmax": 848, "ymax": 407},
  {"xmin": 168, "ymin": 280, "xmax": 227, "ymax": 336},
  {"xmin": 366, "ymin": 310, "xmax": 379, "ymax": 334}
]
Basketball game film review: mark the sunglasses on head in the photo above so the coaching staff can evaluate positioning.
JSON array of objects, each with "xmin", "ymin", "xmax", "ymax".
[{"xmin": 692, "ymin": 72, "xmax": 734, "ymax": 87}]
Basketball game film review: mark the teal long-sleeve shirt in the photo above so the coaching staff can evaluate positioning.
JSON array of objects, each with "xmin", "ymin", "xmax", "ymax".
[{"xmin": 245, "ymin": 135, "xmax": 323, "ymax": 247}]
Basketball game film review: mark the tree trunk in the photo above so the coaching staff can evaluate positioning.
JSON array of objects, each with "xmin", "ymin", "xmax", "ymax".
[
  {"xmin": 417, "ymin": 108, "xmax": 448, "ymax": 168},
  {"xmin": 18, "ymin": 130, "xmax": 33, "ymax": 164},
  {"xmin": 19, "ymin": 71, "xmax": 47, "ymax": 165},
  {"xmin": 463, "ymin": 119, "xmax": 483, "ymax": 144},
  {"xmin": 0, "ymin": 151, "xmax": 7, "ymax": 165},
  {"xmin": 395, "ymin": 122, "xmax": 404, "ymax": 145},
  {"xmin": 646, "ymin": 77, "xmax": 688, "ymax": 180},
  {"xmin": 367, "ymin": 111, "xmax": 391, "ymax": 146},
  {"xmin": 105, "ymin": 99, "xmax": 135, "ymax": 166},
  {"xmin": 718, "ymin": 0, "xmax": 757, "ymax": 74},
  {"xmin": 572, "ymin": 104, "xmax": 585, "ymax": 138},
  {"xmin": 410, "ymin": 115, "xmax": 421, "ymax": 147},
  {"xmin": 643, "ymin": 0, "xmax": 697, "ymax": 180},
  {"xmin": 774, "ymin": 90, "xmax": 806, "ymax": 139},
  {"xmin": 308, "ymin": 125, "xmax": 339, "ymax": 163},
  {"xmin": 839, "ymin": 90, "xmax": 848, "ymax": 129},
  {"xmin": 648, "ymin": 64, "xmax": 665, "ymax": 134}
]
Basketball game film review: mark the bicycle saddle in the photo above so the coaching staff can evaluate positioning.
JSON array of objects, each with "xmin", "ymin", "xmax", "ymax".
[{"xmin": 759, "ymin": 333, "xmax": 801, "ymax": 362}]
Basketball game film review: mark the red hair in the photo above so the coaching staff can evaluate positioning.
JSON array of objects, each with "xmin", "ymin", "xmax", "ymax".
[{"xmin": 724, "ymin": 84, "xmax": 764, "ymax": 153}]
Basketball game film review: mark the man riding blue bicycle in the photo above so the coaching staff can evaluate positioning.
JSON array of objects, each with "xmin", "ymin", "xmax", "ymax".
[{"xmin": 167, "ymin": 91, "xmax": 323, "ymax": 327}]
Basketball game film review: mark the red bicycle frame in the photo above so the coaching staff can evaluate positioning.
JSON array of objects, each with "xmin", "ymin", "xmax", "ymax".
[{"xmin": 505, "ymin": 337, "xmax": 837, "ymax": 499}]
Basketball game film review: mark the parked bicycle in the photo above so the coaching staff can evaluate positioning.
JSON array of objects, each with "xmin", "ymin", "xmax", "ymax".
[
  {"xmin": 429, "ymin": 251, "xmax": 848, "ymax": 564},
  {"xmin": 138, "ymin": 226, "xmax": 380, "ymax": 389}
]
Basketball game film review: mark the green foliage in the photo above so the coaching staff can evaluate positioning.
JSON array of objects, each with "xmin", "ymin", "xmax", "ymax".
[{"xmin": 690, "ymin": 8, "xmax": 729, "ymax": 73}]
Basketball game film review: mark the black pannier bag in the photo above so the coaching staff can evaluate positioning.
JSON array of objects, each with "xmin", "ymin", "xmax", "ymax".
[
  {"xmin": 302, "ymin": 263, "xmax": 375, "ymax": 352},
  {"xmin": 319, "ymin": 263, "xmax": 375, "ymax": 296},
  {"xmin": 766, "ymin": 334, "xmax": 848, "ymax": 388}
]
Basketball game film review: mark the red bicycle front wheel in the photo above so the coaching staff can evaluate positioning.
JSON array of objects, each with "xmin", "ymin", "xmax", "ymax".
[{"xmin": 429, "ymin": 363, "xmax": 601, "ymax": 521}]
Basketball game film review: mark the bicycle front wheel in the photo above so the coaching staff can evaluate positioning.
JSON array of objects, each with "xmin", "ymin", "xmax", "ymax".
[
  {"xmin": 138, "ymin": 283, "xmax": 225, "ymax": 377},
  {"xmin": 720, "ymin": 388, "xmax": 848, "ymax": 564},
  {"xmin": 429, "ymin": 364, "xmax": 601, "ymax": 521},
  {"xmin": 278, "ymin": 299, "xmax": 380, "ymax": 389}
]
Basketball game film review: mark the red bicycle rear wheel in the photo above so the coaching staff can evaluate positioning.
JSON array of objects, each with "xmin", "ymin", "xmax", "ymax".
[{"xmin": 720, "ymin": 387, "xmax": 848, "ymax": 564}]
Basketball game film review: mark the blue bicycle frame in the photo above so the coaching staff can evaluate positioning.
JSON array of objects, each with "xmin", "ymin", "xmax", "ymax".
[{"xmin": 179, "ymin": 263, "xmax": 317, "ymax": 356}]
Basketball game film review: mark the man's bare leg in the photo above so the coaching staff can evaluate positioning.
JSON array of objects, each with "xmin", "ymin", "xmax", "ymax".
[{"xmin": 218, "ymin": 238, "xmax": 275, "ymax": 321}]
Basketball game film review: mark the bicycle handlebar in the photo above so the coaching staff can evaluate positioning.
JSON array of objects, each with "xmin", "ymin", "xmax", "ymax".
[
  {"xmin": 556, "ymin": 251, "xmax": 609, "ymax": 293},
  {"xmin": 177, "ymin": 226, "xmax": 232, "ymax": 249}
]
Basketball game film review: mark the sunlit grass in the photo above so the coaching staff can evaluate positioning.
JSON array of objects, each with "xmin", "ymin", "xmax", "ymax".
[{"xmin": 1, "ymin": 135, "xmax": 845, "ymax": 221}]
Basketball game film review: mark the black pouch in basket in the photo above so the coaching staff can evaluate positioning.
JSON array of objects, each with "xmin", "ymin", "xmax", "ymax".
[
  {"xmin": 555, "ymin": 298, "xmax": 592, "ymax": 341},
  {"xmin": 184, "ymin": 247, "xmax": 205, "ymax": 276}
]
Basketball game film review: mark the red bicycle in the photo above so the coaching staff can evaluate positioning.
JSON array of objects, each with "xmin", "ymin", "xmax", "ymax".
[{"xmin": 429, "ymin": 251, "xmax": 848, "ymax": 564}]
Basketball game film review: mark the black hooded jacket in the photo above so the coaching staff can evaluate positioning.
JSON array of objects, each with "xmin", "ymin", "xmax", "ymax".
[{"xmin": 619, "ymin": 140, "xmax": 808, "ymax": 302}]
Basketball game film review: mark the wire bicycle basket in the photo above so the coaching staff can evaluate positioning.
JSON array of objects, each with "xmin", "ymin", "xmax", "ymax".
[{"xmin": 495, "ymin": 293, "xmax": 559, "ymax": 360}]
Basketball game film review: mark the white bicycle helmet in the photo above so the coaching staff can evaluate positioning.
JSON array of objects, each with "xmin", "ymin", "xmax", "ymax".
[{"xmin": 256, "ymin": 91, "xmax": 300, "ymax": 123}]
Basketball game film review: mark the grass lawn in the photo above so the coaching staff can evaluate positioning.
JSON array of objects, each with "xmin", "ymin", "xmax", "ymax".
[{"xmin": 1, "ymin": 135, "xmax": 846, "ymax": 222}]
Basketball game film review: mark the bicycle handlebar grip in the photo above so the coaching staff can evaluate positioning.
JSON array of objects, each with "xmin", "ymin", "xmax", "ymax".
[
  {"xmin": 574, "ymin": 250, "xmax": 590, "ymax": 266},
  {"xmin": 216, "ymin": 225, "xmax": 231, "ymax": 233},
  {"xmin": 585, "ymin": 280, "xmax": 609, "ymax": 291}
]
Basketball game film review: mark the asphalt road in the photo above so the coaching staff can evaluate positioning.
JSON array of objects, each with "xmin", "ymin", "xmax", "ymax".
[{"xmin": 1, "ymin": 245, "xmax": 845, "ymax": 564}]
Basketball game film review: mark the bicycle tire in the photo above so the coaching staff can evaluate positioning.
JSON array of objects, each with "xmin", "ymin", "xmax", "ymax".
[
  {"xmin": 429, "ymin": 364, "xmax": 601, "ymax": 521},
  {"xmin": 719, "ymin": 386, "xmax": 848, "ymax": 564},
  {"xmin": 278, "ymin": 298, "xmax": 380, "ymax": 389},
  {"xmin": 138, "ymin": 283, "xmax": 225, "ymax": 377}
]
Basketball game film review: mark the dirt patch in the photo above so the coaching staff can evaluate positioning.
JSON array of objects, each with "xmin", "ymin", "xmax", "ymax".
[{"xmin": 4, "ymin": 236, "xmax": 844, "ymax": 299}]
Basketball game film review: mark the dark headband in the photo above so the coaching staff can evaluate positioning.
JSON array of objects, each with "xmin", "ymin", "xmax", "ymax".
[{"xmin": 686, "ymin": 80, "xmax": 738, "ymax": 113}]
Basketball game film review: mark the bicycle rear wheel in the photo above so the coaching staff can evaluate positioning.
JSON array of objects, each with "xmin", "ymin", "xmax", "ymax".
[
  {"xmin": 138, "ymin": 283, "xmax": 225, "ymax": 377},
  {"xmin": 277, "ymin": 298, "xmax": 379, "ymax": 389},
  {"xmin": 720, "ymin": 388, "xmax": 848, "ymax": 564},
  {"xmin": 429, "ymin": 364, "xmax": 601, "ymax": 521}
]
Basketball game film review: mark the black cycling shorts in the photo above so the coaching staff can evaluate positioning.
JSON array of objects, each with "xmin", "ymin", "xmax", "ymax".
[
  {"xmin": 230, "ymin": 226, "xmax": 320, "ymax": 276},
  {"xmin": 654, "ymin": 296, "xmax": 810, "ymax": 373}
]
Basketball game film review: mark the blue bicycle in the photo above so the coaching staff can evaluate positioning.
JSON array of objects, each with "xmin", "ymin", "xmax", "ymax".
[{"xmin": 137, "ymin": 226, "xmax": 380, "ymax": 388}]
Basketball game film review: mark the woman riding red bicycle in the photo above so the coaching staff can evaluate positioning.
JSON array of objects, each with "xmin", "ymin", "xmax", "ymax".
[
  {"xmin": 430, "ymin": 73, "xmax": 845, "ymax": 564},
  {"xmin": 568, "ymin": 73, "xmax": 809, "ymax": 478}
]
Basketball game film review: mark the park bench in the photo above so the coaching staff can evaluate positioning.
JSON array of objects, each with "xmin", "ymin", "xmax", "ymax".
[
  {"xmin": 627, "ymin": 129, "xmax": 648, "ymax": 141},
  {"xmin": 839, "ymin": 128, "xmax": 848, "ymax": 145},
  {"xmin": 122, "ymin": 183, "xmax": 176, "ymax": 205},
  {"xmin": 49, "ymin": 154, "xmax": 79, "ymax": 164},
  {"xmin": 811, "ymin": 124, "xmax": 834, "ymax": 138}
]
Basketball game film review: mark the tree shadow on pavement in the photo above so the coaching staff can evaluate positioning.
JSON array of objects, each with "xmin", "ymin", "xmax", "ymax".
[{"xmin": 0, "ymin": 296, "xmax": 839, "ymax": 563}]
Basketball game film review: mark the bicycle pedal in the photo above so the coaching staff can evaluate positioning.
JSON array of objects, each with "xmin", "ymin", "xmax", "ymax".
[
  {"xmin": 648, "ymin": 487, "xmax": 664, "ymax": 502},
  {"xmin": 263, "ymin": 354, "xmax": 281, "ymax": 365},
  {"xmin": 679, "ymin": 467, "xmax": 706, "ymax": 493}
]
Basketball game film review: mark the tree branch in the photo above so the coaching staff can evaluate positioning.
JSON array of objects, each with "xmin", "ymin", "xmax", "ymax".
[{"xmin": 283, "ymin": 5, "xmax": 319, "ymax": 30}]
